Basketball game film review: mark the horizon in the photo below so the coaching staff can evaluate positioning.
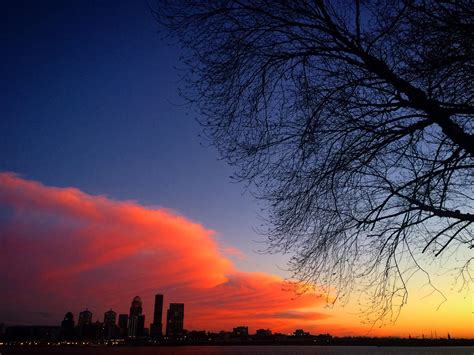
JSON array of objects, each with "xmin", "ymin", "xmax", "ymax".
[{"xmin": 3, "ymin": 294, "xmax": 469, "ymax": 340}]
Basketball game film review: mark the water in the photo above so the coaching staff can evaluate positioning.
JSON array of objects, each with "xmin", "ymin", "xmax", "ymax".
[{"xmin": 3, "ymin": 346, "xmax": 474, "ymax": 355}]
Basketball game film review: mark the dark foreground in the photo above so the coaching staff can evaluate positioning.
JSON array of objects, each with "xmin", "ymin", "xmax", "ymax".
[{"xmin": 2, "ymin": 346, "xmax": 474, "ymax": 355}]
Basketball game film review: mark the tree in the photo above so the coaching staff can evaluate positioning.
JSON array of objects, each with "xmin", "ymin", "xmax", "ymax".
[{"xmin": 155, "ymin": 0, "xmax": 474, "ymax": 323}]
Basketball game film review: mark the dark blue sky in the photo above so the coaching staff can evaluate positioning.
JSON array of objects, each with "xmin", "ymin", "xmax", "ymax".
[{"xmin": 1, "ymin": 0, "xmax": 285, "ymax": 274}]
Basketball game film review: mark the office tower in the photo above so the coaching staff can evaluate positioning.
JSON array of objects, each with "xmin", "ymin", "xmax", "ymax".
[
  {"xmin": 128, "ymin": 296, "xmax": 143, "ymax": 338},
  {"xmin": 166, "ymin": 303, "xmax": 184, "ymax": 337},
  {"xmin": 137, "ymin": 314, "xmax": 145, "ymax": 337},
  {"xmin": 150, "ymin": 294, "xmax": 163, "ymax": 338},
  {"xmin": 104, "ymin": 309, "xmax": 116, "ymax": 326},
  {"xmin": 59, "ymin": 312, "xmax": 75, "ymax": 339},
  {"xmin": 103, "ymin": 309, "xmax": 117, "ymax": 339},
  {"xmin": 78, "ymin": 309, "xmax": 92, "ymax": 326},
  {"xmin": 78, "ymin": 309, "xmax": 93, "ymax": 339},
  {"xmin": 118, "ymin": 314, "xmax": 128, "ymax": 339},
  {"xmin": 128, "ymin": 316, "xmax": 138, "ymax": 338},
  {"xmin": 129, "ymin": 296, "xmax": 142, "ymax": 317},
  {"xmin": 61, "ymin": 312, "xmax": 74, "ymax": 328}
]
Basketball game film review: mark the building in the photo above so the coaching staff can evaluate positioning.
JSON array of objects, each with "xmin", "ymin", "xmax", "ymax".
[
  {"xmin": 138, "ymin": 314, "xmax": 145, "ymax": 337},
  {"xmin": 103, "ymin": 309, "xmax": 117, "ymax": 339},
  {"xmin": 128, "ymin": 296, "xmax": 143, "ymax": 338},
  {"xmin": 59, "ymin": 312, "xmax": 75, "ymax": 339},
  {"xmin": 77, "ymin": 309, "xmax": 93, "ymax": 338},
  {"xmin": 166, "ymin": 303, "xmax": 184, "ymax": 337},
  {"xmin": 118, "ymin": 314, "xmax": 128, "ymax": 338},
  {"xmin": 255, "ymin": 328, "xmax": 272, "ymax": 337},
  {"xmin": 233, "ymin": 326, "xmax": 249, "ymax": 337},
  {"xmin": 128, "ymin": 316, "xmax": 138, "ymax": 338},
  {"xmin": 78, "ymin": 309, "xmax": 92, "ymax": 326},
  {"xmin": 150, "ymin": 294, "xmax": 163, "ymax": 338},
  {"xmin": 104, "ymin": 309, "xmax": 116, "ymax": 325},
  {"xmin": 129, "ymin": 296, "xmax": 143, "ymax": 317}
]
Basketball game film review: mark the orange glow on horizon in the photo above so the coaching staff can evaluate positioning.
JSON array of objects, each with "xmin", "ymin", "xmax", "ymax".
[{"xmin": 0, "ymin": 172, "xmax": 472, "ymax": 337}]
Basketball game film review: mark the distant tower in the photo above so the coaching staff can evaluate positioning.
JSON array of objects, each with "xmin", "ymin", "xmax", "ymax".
[
  {"xmin": 78, "ymin": 309, "xmax": 92, "ymax": 326},
  {"xmin": 166, "ymin": 303, "xmax": 184, "ymax": 337},
  {"xmin": 130, "ymin": 296, "xmax": 143, "ymax": 317},
  {"xmin": 60, "ymin": 312, "xmax": 75, "ymax": 339},
  {"xmin": 78, "ymin": 309, "xmax": 93, "ymax": 338},
  {"xmin": 118, "ymin": 314, "xmax": 128, "ymax": 338},
  {"xmin": 138, "ymin": 314, "xmax": 145, "ymax": 337},
  {"xmin": 103, "ymin": 309, "xmax": 117, "ymax": 339},
  {"xmin": 233, "ymin": 326, "xmax": 249, "ymax": 337},
  {"xmin": 128, "ymin": 296, "xmax": 143, "ymax": 338},
  {"xmin": 150, "ymin": 294, "xmax": 163, "ymax": 338}
]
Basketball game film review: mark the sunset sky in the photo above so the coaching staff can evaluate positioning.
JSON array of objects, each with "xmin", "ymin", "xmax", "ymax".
[{"xmin": 1, "ymin": 1, "xmax": 472, "ymax": 338}]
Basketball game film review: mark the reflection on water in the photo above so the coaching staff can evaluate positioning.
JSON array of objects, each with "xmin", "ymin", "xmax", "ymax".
[{"xmin": 3, "ymin": 346, "xmax": 474, "ymax": 355}]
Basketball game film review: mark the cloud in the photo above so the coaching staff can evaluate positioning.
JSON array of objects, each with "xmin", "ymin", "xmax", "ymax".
[{"xmin": 0, "ymin": 172, "xmax": 327, "ymax": 333}]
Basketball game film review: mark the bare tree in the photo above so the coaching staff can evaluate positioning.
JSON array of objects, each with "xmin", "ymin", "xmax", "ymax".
[{"xmin": 155, "ymin": 0, "xmax": 474, "ymax": 323}]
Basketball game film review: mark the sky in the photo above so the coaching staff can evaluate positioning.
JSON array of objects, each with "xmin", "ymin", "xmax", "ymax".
[{"xmin": 1, "ymin": 1, "xmax": 472, "ymax": 337}]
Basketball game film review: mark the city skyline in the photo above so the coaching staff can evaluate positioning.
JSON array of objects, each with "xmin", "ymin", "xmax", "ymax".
[
  {"xmin": 4, "ymin": 298, "xmax": 464, "ymax": 341},
  {"xmin": 54, "ymin": 293, "xmax": 183, "ymax": 339}
]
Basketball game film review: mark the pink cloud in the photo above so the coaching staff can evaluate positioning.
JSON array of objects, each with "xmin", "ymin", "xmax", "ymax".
[{"xmin": 0, "ymin": 172, "xmax": 328, "ymax": 333}]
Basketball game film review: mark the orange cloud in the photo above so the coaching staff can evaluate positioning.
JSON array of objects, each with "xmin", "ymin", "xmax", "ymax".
[{"xmin": 0, "ymin": 172, "xmax": 327, "ymax": 333}]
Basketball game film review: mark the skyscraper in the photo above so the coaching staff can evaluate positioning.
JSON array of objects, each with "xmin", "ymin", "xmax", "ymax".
[
  {"xmin": 103, "ymin": 309, "xmax": 117, "ymax": 339},
  {"xmin": 78, "ymin": 309, "xmax": 92, "ymax": 326},
  {"xmin": 166, "ymin": 303, "xmax": 184, "ymax": 337},
  {"xmin": 78, "ymin": 309, "xmax": 93, "ymax": 339},
  {"xmin": 118, "ymin": 314, "xmax": 128, "ymax": 339},
  {"xmin": 129, "ymin": 296, "xmax": 142, "ymax": 317},
  {"xmin": 128, "ymin": 296, "xmax": 143, "ymax": 338},
  {"xmin": 59, "ymin": 312, "xmax": 75, "ymax": 339},
  {"xmin": 150, "ymin": 294, "xmax": 163, "ymax": 338},
  {"xmin": 104, "ymin": 309, "xmax": 116, "ymax": 325},
  {"xmin": 137, "ymin": 314, "xmax": 145, "ymax": 337}
]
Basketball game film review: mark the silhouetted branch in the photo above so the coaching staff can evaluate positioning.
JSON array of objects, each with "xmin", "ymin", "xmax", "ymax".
[{"xmin": 155, "ymin": 0, "xmax": 474, "ymax": 323}]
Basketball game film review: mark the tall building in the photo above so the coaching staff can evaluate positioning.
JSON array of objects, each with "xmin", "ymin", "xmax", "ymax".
[
  {"xmin": 78, "ymin": 309, "xmax": 93, "ymax": 339},
  {"xmin": 59, "ymin": 312, "xmax": 75, "ymax": 339},
  {"xmin": 129, "ymin": 296, "xmax": 142, "ymax": 317},
  {"xmin": 150, "ymin": 294, "xmax": 163, "ymax": 338},
  {"xmin": 118, "ymin": 314, "xmax": 128, "ymax": 339},
  {"xmin": 166, "ymin": 303, "xmax": 184, "ymax": 337},
  {"xmin": 128, "ymin": 296, "xmax": 143, "ymax": 338},
  {"xmin": 103, "ymin": 309, "xmax": 117, "ymax": 339},
  {"xmin": 104, "ymin": 309, "xmax": 116, "ymax": 325},
  {"xmin": 138, "ymin": 314, "xmax": 145, "ymax": 337},
  {"xmin": 78, "ymin": 309, "xmax": 92, "ymax": 326}
]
